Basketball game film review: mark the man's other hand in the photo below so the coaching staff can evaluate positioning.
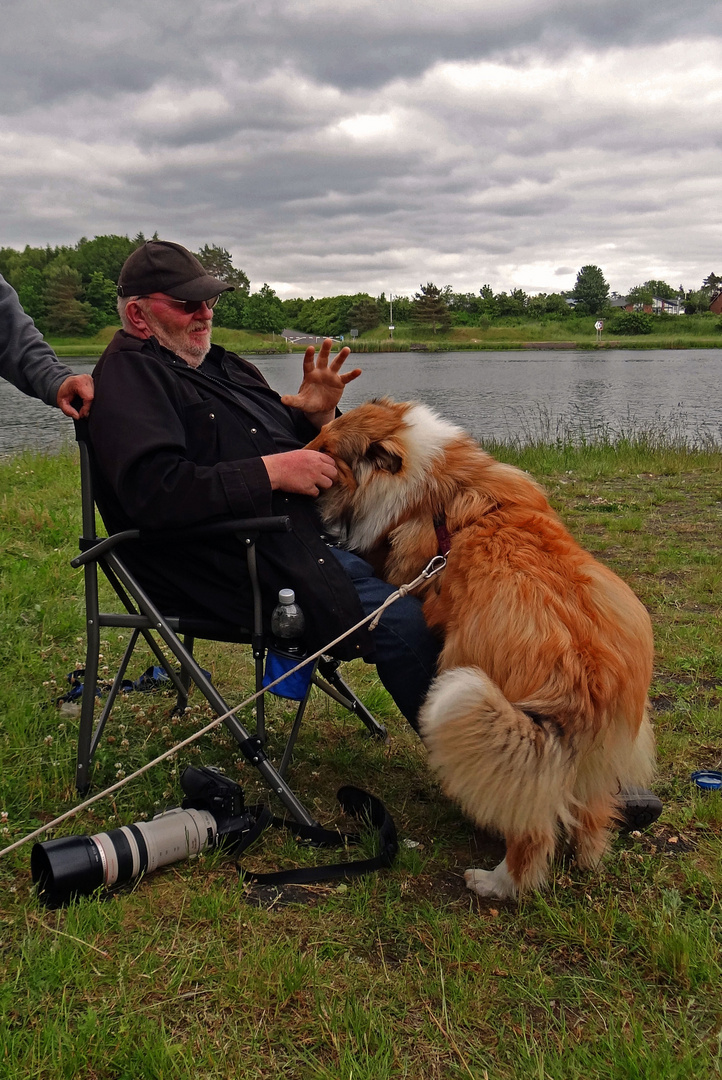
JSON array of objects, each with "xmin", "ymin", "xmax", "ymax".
[
  {"xmin": 280, "ymin": 338, "xmax": 361, "ymax": 429},
  {"xmin": 57, "ymin": 374, "xmax": 94, "ymax": 419},
  {"xmin": 262, "ymin": 449, "xmax": 337, "ymax": 496}
]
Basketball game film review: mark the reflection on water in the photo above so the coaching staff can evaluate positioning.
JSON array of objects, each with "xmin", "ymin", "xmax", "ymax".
[{"xmin": 1, "ymin": 351, "xmax": 721, "ymax": 457}]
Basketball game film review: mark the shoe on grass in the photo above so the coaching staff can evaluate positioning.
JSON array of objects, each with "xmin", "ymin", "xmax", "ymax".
[{"xmin": 617, "ymin": 788, "xmax": 663, "ymax": 832}]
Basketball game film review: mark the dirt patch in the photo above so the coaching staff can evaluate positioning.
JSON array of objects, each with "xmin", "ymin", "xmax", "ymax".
[{"xmin": 627, "ymin": 824, "xmax": 697, "ymax": 857}]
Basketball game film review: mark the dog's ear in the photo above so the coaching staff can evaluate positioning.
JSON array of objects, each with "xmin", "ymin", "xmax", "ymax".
[{"xmin": 367, "ymin": 442, "xmax": 403, "ymax": 474}]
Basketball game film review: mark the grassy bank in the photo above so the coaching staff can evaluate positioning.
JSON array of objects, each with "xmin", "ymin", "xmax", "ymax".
[
  {"xmin": 47, "ymin": 325, "xmax": 296, "ymax": 357},
  {"xmin": 1, "ymin": 438, "xmax": 721, "ymax": 1078},
  {"xmin": 347, "ymin": 313, "xmax": 722, "ymax": 352},
  {"xmin": 46, "ymin": 316, "xmax": 722, "ymax": 357}
]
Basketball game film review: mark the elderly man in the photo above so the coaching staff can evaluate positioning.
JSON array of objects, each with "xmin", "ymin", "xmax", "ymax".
[
  {"xmin": 88, "ymin": 240, "xmax": 438, "ymax": 727},
  {"xmin": 0, "ymin": 272, "xmax": 93, "ymax": 419},
  {"xmin": 87, "ymin": 240, "xmax": 662, "ymax": 828}
]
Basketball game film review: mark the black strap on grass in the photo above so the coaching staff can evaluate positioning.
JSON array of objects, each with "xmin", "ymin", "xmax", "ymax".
[{"xmin": 232, "ymin": 786, "xmax": 398, "ymax": 887}]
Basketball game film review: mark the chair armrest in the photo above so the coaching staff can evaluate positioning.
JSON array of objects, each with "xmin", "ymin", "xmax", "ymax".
[
  {"xmin": 71, "ymin": 516, "xmax": 292, "ymax": 568},
  {"xmin": 141, "ymin": 516, "xmax": 293, "ymax": 543}
]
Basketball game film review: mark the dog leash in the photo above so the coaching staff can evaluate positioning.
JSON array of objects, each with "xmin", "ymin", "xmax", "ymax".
[{"xmin": 0, "ymin": 555, "xmax": 447, "ymax": 860}]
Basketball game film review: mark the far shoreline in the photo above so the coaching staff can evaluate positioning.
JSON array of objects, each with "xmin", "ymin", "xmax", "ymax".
[{"xmin": 52, "ymin": 338, "xmax": 722, "ymax": 357}]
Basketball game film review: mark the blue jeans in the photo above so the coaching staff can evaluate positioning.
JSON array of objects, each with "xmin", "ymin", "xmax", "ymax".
[{"xmin": 329, "ymin": 547, "xmax": 441, "ymax": 730}]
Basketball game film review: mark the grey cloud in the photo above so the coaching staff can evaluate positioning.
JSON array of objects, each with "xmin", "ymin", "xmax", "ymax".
[
  {"xmin": 2, "ymin": 0, "xmax": 722, "ymax": 301},
  {"xmin": 3, "ymin": 0, "xmax": 722, "ymax": 108}
]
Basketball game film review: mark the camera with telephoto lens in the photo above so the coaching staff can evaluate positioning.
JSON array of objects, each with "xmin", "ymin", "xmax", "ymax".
[{"xmin": 31, "ymin": 766, "xmax": 254, "ymax": 907}]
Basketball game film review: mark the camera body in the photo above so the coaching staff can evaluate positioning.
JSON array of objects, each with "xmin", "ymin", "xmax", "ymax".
[{"xmin": 32, "ymin": 766, "xmax": 253, "ymax": 907}]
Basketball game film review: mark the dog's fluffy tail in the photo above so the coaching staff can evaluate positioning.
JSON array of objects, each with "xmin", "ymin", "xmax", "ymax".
[{"xmin": 419, "ymin": 667, "xmax": 580, "ymax": 890}]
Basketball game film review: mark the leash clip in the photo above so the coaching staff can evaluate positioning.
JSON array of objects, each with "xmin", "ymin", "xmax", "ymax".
[{"xmin": 422, "ymin": 555, "xmax": 447, "ymax": 578}]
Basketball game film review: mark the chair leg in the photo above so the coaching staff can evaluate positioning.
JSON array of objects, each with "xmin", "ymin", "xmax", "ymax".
[
  {"xmin": 76, "ymin": 564, "xmax": 101, "ymax": 795},
  {"xmin": 278, "ymin": 661, "xmax": 319, "ymax": 777},
  {"xmin": 104, "ymin": 550, "xmax": 319, "ymax": 827},
  {"xmin": 88, "ymin": 630, "xmax": 140, "ymax": 762},
  {"xmin": 315, "ymin": 656, "xmax": 388, "ymax": 740},
  {"xmin": 174, "ymin": 634, "xmax": 195, "ymax": 714}
]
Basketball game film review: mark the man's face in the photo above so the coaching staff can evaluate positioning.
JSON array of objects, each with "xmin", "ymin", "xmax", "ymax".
[{"xmin": 134, "ymin": 294, "xmax": 215, "ymax": 367}]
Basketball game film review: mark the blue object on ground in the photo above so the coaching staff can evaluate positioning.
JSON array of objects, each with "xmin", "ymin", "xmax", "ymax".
[
  {"xmin": 55, "ymin": 664, "xmax": 211, "ymax": 705},
  {"xmin": 691, "ymin": 770, "xmax": 722, "ymax": 791}
]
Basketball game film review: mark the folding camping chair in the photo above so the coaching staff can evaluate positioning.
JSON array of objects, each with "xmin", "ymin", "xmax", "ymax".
[{"xmin": 70, "ymin": 421, "xmax": 387, "ymax": 827}]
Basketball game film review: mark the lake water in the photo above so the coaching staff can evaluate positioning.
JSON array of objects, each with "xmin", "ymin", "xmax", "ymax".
[{"xmin": 2, "ymin": 349, "xmax": 721, "ymax": 457}]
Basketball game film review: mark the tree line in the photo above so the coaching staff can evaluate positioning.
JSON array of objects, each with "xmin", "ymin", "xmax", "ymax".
[{"xmin": 0, "ymin": 235, "xmax": 719, "ymax": 338}]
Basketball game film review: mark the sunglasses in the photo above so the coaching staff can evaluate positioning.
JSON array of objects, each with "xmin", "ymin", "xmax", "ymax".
[{"xmin": 135, "ymin": 294, "xmax": 220, "ymax": 314}]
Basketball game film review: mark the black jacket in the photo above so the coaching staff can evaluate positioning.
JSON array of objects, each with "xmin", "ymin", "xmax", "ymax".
[{"xmin": 88, "ymin": 331, "xmax": 372, "ymax": 660}]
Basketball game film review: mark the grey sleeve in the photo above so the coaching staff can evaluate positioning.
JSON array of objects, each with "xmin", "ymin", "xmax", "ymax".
[{"xmin": 0, "ymin": 273, "xmax": 75, "ymax": 407}]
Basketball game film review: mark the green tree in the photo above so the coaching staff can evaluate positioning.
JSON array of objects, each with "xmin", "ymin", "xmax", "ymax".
[
  {"xmin": 84, "ymin": 271, "xmax": 119, "ymax": 330},
  {"xmin": 213, "ymin": 290, "xmax": 246, "ymax": 330},
  {"xmin": 411, "ymin": 282, "xmax": 451, "ymax": 334},
  {"xmin": 572, "ymin": 265, "xmax": 609, "ymax": 315},
  {"xmin": 15, "ymin": 266, "xmax": 48, "ymax": 329},
  {"xmin": 626, "ymin": 280, "xmax": 677, "ymax": 305},
  {"xmin": 44, "ymin": 261, "xmax": 93, "ymax": 336},
  {"xmin": 683, "ymin": 289, "xmax": 713, "ymax": 314},
  {"xmin": 73, "ymin": 235, "xmax": 139, "ymax": 285},
  {"xmin": 196, "ymin": 244, "xmax": 250, "ymax": 293},
  {"xmin": 281, "ymin": 298, "xmax": 305, "ymax": 325},
  {"xmin": 347, "ymin": 295, "xmax": 381, "ymax": 333},
  {"xmin": 478, "ymin": 284, "xmax": 499, "ymax": 319},
  {"xmin": 626, "ymin": 284, "xmax": 653, "ymax": 306},
  {"xmin": 646, "ymin": 280, "xmax": 677, "ymax": 300},
  {"xmin": 242, "ymin": 284, "xmax": 284, "ymax": 334},
  {"xmin": 495, "ymin": 288, "xmax": 528, "ymax": 317}
]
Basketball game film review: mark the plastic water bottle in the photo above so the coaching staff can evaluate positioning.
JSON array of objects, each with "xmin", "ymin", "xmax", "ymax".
[{"xmin": 270, "ymin": 588, "xmax": 306, "ymax": 656}]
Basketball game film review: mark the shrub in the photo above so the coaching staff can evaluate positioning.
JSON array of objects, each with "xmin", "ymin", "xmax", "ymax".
[{"xmin": 608, "ymin": 311, "xmax": 655, "ymax": 335}]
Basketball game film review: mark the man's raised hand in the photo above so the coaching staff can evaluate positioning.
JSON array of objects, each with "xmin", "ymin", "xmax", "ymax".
[{"xmin": 280, "ymin": 338, "xmax": 361, "ymax": 429}]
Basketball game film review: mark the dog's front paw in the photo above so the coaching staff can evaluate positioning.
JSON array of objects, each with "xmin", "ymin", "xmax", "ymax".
[{"xmin": 464, "ymin": 860, "xmax": 516, "ymax": 900}]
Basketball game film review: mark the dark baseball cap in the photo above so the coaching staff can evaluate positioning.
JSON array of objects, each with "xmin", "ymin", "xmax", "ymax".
[{"xmin": 117, "ymin": 240, "xmax": 234, "ymax": 300}]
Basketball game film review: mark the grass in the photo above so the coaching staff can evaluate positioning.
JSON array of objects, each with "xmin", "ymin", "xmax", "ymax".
[
  {"xmin": 43, "ymin": 314, "xmax": 722, "ymax": 357},
  {"xmin": 45, "ymin": 325, "xmax": 296, "ymax": 357},
  {"xmin": 0, "ymin": 433, "xmax": 721, "ymax": 1079},
  {"xmin": 352, "ymin": 314, "xmax": 722, "ymax": 352}
]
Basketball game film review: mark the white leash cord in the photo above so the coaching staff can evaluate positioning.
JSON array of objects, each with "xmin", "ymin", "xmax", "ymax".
[{"xmin": 0, "ymin": 555, "xmax": 446, "ymax": 859}]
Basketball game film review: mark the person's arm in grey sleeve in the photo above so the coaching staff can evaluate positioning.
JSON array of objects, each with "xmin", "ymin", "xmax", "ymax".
[{"xmin": 0, "ymin": 273, "xmax": 94, "ymax": 418}]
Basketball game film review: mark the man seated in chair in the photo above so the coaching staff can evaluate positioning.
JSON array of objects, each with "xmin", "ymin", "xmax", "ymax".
[
  {"xmin": 88, "ymin": 240, "xmax": 661, "ymax": 830},
  {"xmin": 88, "ymin": 240, "xmax": 438, "ymax": 732}
]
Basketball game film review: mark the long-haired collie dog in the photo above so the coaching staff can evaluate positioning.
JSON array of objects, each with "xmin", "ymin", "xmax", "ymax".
[{"xmin": 307, "ymin": 398, "xmax": 655, "ymax": 899}]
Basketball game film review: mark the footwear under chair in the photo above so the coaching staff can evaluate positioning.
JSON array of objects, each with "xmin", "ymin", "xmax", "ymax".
[{"xmin": 70, "ymin": 420, "xmax": 387, "ymax": 827}]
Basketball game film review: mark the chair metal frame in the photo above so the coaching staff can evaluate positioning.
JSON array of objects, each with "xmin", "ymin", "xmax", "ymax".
[{"xmin": 71, "ymin": 422, "xmax": 386, "ymax": 826}]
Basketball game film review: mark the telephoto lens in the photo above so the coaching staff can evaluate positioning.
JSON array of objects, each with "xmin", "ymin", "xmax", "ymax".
[{"xmin": 31, "ymin": 807, "xmax": 217, "ymax": 907}]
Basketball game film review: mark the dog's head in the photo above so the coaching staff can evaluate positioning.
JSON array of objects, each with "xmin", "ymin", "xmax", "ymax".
[{"xmin": 307, "ymin": 397, "xmax": 463, "ymax": 551}]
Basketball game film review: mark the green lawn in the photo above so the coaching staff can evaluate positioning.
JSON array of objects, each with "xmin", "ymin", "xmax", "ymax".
[
  {"xmin": 46, "ymin": 325, "xmax": 295, "ymax": 357},
  {"xmin": 0, "ymin": 438, "xmax": 721, "ymax": 1079},
  {"xmin": 352, "ymin": 314, "xmax": 722, "ymax": 351},
  {"xmin": 43, "ymin": 314, "xmax": 722, "ymax": 357}
]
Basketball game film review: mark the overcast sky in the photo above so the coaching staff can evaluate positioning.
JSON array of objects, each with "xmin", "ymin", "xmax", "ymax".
[{"xmin": 2, "ymin": 0, "xmax": 721, "ymax": 299}]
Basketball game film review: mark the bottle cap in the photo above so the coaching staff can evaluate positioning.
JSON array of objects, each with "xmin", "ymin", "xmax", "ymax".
[
  {"xmin": 278, "ymin": 588, "xmax": 295, "ymax": 604},
  {"xmin": 691, "ymin": 770, "xmax": 722, "ymax": 791}
]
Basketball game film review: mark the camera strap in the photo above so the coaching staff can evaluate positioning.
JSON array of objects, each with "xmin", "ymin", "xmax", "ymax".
[{"xmin": 231, "ymin": 786, "xmax": 398, "ymax": 887}]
